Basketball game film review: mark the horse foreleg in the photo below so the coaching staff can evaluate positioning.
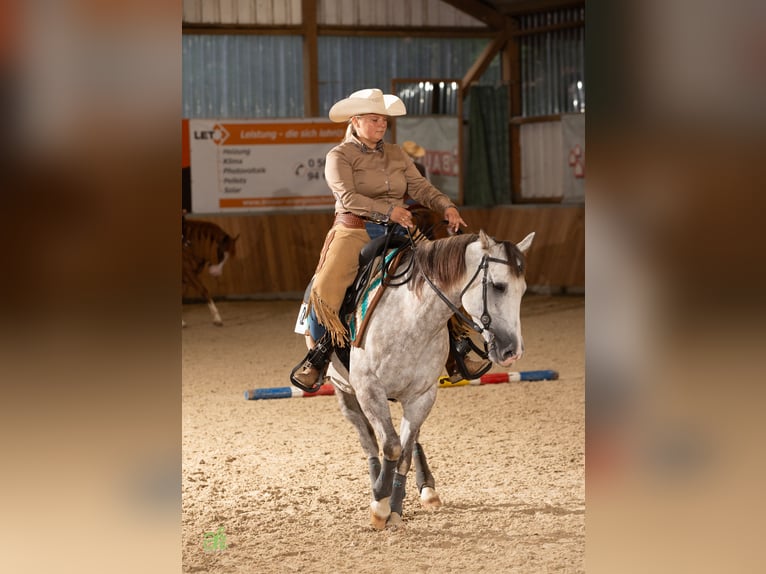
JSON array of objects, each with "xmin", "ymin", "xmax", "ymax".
[
  {"xmin": 370, "ymin": 457, "xmax": 399, "ymax": 530},
  {"xmin": 355, "ymin": 389, "xmax": 402, "ymax": 530},
  {"xmin": 413, "ymin": 441, "xmax": 442, "ymax": 509},
  {"xmin": 335, "ymin": 390, "xmax": 380, "ymax": 479},
  {"xmin": 335, "ymin": 389, "xmax": 392, "ymax": 527}
]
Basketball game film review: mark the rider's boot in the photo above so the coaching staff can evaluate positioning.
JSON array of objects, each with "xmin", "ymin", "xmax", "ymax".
[
  {"xmin": 290, "ymin": 333, "xmax": 334, "ymax": 393},
  {"xmin": 446, "ymin": 332, "xmax": 492, "ymax": 382}
]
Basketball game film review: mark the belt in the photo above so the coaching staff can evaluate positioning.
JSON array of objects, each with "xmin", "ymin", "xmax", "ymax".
[{"xmin": 334, "ymin": 212, "xmax": 368, "ymax": 229}]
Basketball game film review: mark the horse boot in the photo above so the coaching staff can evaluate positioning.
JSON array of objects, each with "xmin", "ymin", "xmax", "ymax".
[{"xmin": 290, "ymin": 333, "xmax": 334, "ymax": 393}]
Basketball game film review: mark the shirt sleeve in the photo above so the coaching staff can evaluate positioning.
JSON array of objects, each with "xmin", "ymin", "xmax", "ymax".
[
  {"xmin": 325, "ymin": 147, "xmax": 394, "ymax": 220},
  {"xmin": 402, "ymin": 157, "xmax": 456, "ymax": 216}
]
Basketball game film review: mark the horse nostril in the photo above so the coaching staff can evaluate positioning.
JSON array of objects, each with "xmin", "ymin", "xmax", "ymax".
[{"xmin": 501, "ymin": 337, "xmax": 521, "ymax": 361}]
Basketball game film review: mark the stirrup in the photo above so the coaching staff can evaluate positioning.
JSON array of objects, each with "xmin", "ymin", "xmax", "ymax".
[
  {"xmin": 289, "ymin": 334, "xmax": 333, "ymax": 393},
  {"xmin": 290, "ymin": 361, "xmax": 324, "ymax": 393},
  {"xmin": 450, "ymin": 335, "xmax": 492, "ymax": 380}
]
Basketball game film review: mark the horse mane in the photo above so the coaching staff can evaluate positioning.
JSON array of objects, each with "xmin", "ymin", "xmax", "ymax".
[{"xmin": 410, "ymin": 233, "xmax": 525, "ymax": 297}]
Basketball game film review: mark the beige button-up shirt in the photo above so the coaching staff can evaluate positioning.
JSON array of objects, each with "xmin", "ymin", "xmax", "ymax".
[{"xmin": 324, "ymin": 133, "xmax": 456, "ymax": 222}]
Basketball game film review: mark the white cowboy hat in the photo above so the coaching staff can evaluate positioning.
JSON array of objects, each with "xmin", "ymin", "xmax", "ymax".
[
  {"xmin": 401, "ymin": 140, "xmax": 426, "ymax": 158},
  {"xmin": 328, "ymin": 88, "xmax": 407, "ymax": 123}
]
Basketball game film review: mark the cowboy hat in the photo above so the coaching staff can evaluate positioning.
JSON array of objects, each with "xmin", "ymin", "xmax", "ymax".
[
  {"xmin": 401, "ymin": 140, "xmax": 426, "ymax": 158},
  {"xmin": 328, "ymin": 88, "xmax": 407, "ymax": 123}
]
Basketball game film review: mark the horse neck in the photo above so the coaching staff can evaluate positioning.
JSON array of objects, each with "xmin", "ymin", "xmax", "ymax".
[
  {"xmin": 185, "ymin": 222, "xmax": 229, "ymax": 261},
  {"xmin": 409, "ymin": 235, "xmax": 479, "ymax": 302},
  {"xmin": 390, "ymin": 253, "xmax": 467, "ymax": 333}
]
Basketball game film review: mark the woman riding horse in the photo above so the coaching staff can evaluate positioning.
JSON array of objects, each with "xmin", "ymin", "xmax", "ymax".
[{"xmin": 290, "ymin": 88, "xmax": 468, "ymax": 392}]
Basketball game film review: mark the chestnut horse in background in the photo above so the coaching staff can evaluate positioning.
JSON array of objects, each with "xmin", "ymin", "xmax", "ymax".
[{"xmin": 182, "ymin": 215, "xmax": 239, "ymax": 327}]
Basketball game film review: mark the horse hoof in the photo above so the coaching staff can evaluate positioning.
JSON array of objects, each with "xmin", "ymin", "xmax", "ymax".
[
  {"xmin": 387, "ymin": 512, "xmax": 404, "ymax": 530},
  {"xmin": 370, "ymin": 499, "xmax": 390, "ymax": 530},
  {"xmin": 420, "ymin": 487, "xmax": 442, "ymax": 509},
  {"xmin": 213, "ymin": 321, "xmax": 223, "ymax": 327},
  {"xmin": 370, "ymin": 511, "xmax": 388, "ymax": 531}
]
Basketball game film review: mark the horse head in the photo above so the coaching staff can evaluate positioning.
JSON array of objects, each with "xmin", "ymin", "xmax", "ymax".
[
  {"xmin": 209, "ymin": 233, "xmax": 239, "ymax": 277},
  {"xmin": 461, "ymin": 230, "xmax": 535, "ymax": 367}
]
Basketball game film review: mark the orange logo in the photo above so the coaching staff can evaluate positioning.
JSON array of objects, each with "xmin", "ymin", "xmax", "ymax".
[{"xmin": 212, "ymin": 124, "xmax": 230, "ymax": 145}]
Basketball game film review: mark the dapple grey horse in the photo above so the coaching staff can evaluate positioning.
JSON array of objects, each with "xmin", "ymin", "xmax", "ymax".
[{"xmin": 327, "ymin": 229, "xmax": 534, "ymax": 529}]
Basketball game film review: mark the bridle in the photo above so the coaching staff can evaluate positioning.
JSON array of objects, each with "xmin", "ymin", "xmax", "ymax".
[{"xmin": 413, "ymin": 239, "xmax": 514, "ymax": 337}]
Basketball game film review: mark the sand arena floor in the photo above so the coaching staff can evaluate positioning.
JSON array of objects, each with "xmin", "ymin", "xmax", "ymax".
[{"xmin": 182, "ymin": 295, "xmax": 584, "ymax": 573}]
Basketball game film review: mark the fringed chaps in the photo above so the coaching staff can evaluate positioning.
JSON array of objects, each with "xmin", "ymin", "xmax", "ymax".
[{"xmin": 309, "ymin": 224, "xmax": 370, "ymax": 348}]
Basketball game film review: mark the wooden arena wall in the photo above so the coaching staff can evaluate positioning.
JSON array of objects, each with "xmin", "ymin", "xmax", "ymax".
[{"xmin": 182, "ymin": 205, "xmax": 584, "ymax": 300}]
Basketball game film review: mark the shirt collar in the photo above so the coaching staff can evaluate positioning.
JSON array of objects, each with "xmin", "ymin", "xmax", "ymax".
[{"xmin": 348, "ymin": 133, "xmax": 384, "ymax": 153}]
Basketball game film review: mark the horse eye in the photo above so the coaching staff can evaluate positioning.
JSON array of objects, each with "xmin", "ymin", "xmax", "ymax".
[{"xmin": 492, "ymin": 282, "xmax": 507, "ymax": 293}]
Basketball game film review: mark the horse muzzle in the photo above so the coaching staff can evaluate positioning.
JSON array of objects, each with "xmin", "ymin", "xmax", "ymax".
[{"xmin": 487, "ymin": 333, "xmax": 524, "ymax": 367}]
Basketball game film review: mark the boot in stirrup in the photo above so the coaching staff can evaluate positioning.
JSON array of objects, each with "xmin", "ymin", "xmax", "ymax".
[
  {"xmin": 290, "ymin": 334, "xmax": 333, "ymax": 393},
  {"xmin": 447, "ymin": 333, "xmax": 492, "ymax": 382}
]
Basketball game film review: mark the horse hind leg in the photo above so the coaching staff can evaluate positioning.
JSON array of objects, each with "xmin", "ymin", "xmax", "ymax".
[
  {"xmin": 207, "ymin": 299, "xmax": 223, "ymax": 326},
  {"xmin": 196, "ymin": 280, "xmax": 223, "ymax": 326},
  {"xmin": 183, "ymin": 270, "xmax": 223, "ymax": 326},
  {"xmin": 386, "ymin": 440, "xmax": 439, "ymax": 530},
  {"xmin": 388, "ymin": 431, "xmax": 414, "ymax": 525},
  {"xmin": 387, "ymin": 471, "xmax": 407, "ymax": 529},
  {"xmin": 414, "ymin": 442, "xmax": 442, "ymax": 509}
]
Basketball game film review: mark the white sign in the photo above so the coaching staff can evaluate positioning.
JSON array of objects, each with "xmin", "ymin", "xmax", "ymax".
[{"xmin": 189, "ymin": 119, "xmax": 346, "ymax": 212}]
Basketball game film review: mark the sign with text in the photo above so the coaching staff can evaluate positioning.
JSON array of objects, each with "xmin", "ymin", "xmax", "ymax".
[
  {"xmin": 189, "ymin": 119, "xmax": 345, "ymax": 213},
  {"xmin": 395, "ymin": 116, "xmax": 462, "ymax": 204}
]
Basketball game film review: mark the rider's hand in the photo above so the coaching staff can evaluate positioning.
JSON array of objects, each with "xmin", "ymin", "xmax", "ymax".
[
  {"xmin": 444, "ymin": 207, "xmax": 467, "ymax": 234},
  {"xmin": 390, "ymin": 206, "xmax": 415, "ymax": 229}
]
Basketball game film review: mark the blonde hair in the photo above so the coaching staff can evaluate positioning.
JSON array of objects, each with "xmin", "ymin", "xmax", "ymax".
[{"xmin": 344, "ymin": 122, "xmax": 353, "ymax": 140}]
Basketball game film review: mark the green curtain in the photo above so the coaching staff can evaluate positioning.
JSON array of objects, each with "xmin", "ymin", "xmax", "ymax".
[{"xmin": 465, "ymin": 86, "xmax": 510, "ymax": 206}]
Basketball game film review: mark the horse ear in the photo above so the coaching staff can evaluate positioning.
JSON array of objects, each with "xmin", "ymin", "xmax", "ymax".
[
  {"xmin": 516, "ymin": 232, "xmax": 535, "ymax": 254},
  {"xmin": 479, "ymin": 229, "xmax": 493, "ymax": 249}
]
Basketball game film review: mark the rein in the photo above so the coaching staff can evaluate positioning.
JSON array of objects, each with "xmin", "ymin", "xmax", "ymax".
[{"xmin": 411, "ymin": 231, "xmax": 512, "ymax": 336}]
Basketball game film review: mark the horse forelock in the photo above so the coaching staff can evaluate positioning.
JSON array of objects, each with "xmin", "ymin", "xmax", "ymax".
[{"xmin": 411, "ymin": 233, "xmax": 479, "ymax": 296}]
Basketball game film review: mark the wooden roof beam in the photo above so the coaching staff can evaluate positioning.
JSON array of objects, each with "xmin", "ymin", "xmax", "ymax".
[
  {"xmin": 302, "ymin": 0, "xmax": 319, "ymax": 117},
  {"xmin": 439, "ymin": 0, "xmax": 508, "ymax": 30},
  {"xmin": 460, "ymin": 23, "xmax": 511, "ymax": 98}
]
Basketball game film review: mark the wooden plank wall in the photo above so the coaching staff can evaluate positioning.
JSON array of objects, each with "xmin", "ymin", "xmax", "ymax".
[{"xmin": 182, "ymin": 204, "xmax": 584, "ymax": 300}]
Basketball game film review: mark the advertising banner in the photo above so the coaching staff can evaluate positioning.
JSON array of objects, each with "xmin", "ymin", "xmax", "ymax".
[
  {"xmin": 189, "ymin": 119, "xmax": 345, "ymax": 213},
  {"xmin": 395, "ymin": 116, "xmax": 462, "ymax": 203}
]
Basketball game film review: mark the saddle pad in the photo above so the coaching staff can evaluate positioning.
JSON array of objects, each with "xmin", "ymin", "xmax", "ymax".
[{"xmin": 347, "ymin": 249, "xmax": 404, "ymax": 346}]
